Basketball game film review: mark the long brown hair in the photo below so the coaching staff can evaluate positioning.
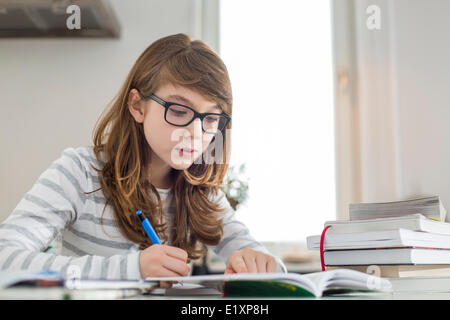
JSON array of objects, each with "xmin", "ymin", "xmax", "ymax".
[{"xmin": 87, "ymin": 33, "xmax": 232, "ymax": 260}]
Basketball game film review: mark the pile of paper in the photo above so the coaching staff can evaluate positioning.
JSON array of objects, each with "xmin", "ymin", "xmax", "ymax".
[{"xmin": 349, "ymin": 195, "xmax": 446, "ymax": 221}]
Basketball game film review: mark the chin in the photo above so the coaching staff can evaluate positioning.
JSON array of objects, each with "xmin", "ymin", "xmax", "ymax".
[
  {"xmin": 169, "ymin": 153, "xmax": 206, "ymax": 171},
  {"xmin": 170, "ymin": 160, "xmax": 194, "ymax": 171}
]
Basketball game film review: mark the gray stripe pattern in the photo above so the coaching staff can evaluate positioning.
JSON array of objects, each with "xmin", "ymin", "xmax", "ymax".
[
  {"xmin": 237, "ymin": 241, "xmax": 264, "ymax": 251},
  {"xmin": 100, "ymin": 258, "xmax": 110, "ymax": 279},
  {"xmin": 0, "ymin": 239, "xmax": 20, "ymax": 247},
  {"xmin": 82, "ymin": 255, "xmax": 93, "ymax": 278},
  {"xmin": 78, "ymin": 213, "xmax": 117, "ymax": 227},
  {"xmin": 37, "ymin": 178, "xmax": 78, "ymax": 219},
  {"xmin": 77, "ymin": 151, "xmax": 105, "ymax": 167},
  {"xmin": 91, "ymin": 195, "xmax": 106, "ymax": 205},
  {"xmin": 65, "ymin": 148, "xmax": 106, "ymax": 179},
  {"xmin": 68, "ymin": 228, "xmax": 133, "ymax": 250},
  {"xmin": 23, "ymin": 194, "xmax": 73, "ymax": 225},
  {"xmin": 42, "ymin": 254, "xmax": 57, "ymax": 270},
  {"xmin": 63, "ymin": 151, "xmax": 104, "ymax": 190},
  {"xmin": 62, "ymin": 150, "xmax": 84, "ymax": 175},
  {"xmin": 89, "ymin": 174, "xmax": 100, "ymax": 185},
  {"xmin": 0, "ymin": 224, "xmax": 46, "ymax": 249},
  {"xmin": 12, "ymin": 210, "xmax": 59, "ymax": 238},
  {"xmin": 20, "ymin": 251, "xmax": 39, "ymax": 269},
  {"xmin": 2, "ymin": 248, "xmax": 24, "ymax": 270},
  {"xmin": 62, "ymin": 240, "xmax": 89, "ymax": 256},
  {"xmin": 64, "ymin": 150, "xmax": 102, "ymax": 185},
  {"xmin": 119, "ymin": 256, "xmax": 127, "ymax": 279},
  {"xmin": 53, "ymin": 162, "xmax": 103, "ymax": 206},
  {"xmin": 214, "ymin": 229, "xmax": 250, "ymax": 254},
  {"xmin": 37, "ymin": 175, "xmax": 105, "ymax": 216},
  {"xmin": 50, "ymin": 163, "xmax": 86, "ymax": 204}
]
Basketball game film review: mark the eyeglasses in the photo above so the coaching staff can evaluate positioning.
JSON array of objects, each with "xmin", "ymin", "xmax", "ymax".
[{"xmin": 142, "ymin": 93, "xmax": 231, "ymax": 134}]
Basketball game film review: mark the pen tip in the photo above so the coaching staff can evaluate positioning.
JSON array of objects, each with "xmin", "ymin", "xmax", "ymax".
[{"xmin": 136, "ymin": 210, "xmax": 142, "ymax": 215}]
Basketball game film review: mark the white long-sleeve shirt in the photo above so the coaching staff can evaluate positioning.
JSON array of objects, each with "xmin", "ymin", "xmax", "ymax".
[{"xmin": 0, "ymin": 147, "xmax": 285, "ymax": 280}]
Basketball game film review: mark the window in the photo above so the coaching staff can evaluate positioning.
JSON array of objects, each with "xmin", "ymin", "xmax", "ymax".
[{"xmin": 220, "ymin": 0, "xmax": 336, "ymax": 242}]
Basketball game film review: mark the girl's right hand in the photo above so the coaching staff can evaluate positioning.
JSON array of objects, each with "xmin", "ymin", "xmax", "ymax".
[{"xmin": 139, "ymin": 244, "xmax": 191, "ymax": 288}]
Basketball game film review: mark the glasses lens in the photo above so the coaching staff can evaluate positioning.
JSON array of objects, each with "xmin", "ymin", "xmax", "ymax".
[
  {"xmin": 166, "ymin": 105, "xmax": 194, "ymax": 126},
  {"xmin": 203, "ymin": 114, "xmax": 228, "ymax": 133}
]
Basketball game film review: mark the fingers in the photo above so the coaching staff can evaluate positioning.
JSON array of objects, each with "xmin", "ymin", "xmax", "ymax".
[
  {"xmin": 161, "ymin": 245, "xmax": 189, "ymax": 262},
  {"xmin": 255, "ymin": 253, "xmax": 268, "ymax": 273},
  {"xmin": 159, "ymin": 245, "xmax": 190, "ymax": 276},
  {"xmin": 162, "ymin": 255, "xmax": 191, "ymax": 276},
  {"xmin": 147, "ymin": 264, "xmax": 182, "ymax": 280},
  {"xmin": 224, "ymin": 266, "xmax": 235, "ymax": 275},
  {"xmin": 243, "ymin": 253, "xmax": 258, "ymax": 273},
  {"xmin": 227, "ymin": 254, "xmax": 248, "ymax": 274},
  {"xmin": 255, "ymin": 252, "xmax": 277, "ymax": 273},
  {"xmin": 267, "ymin": 256, "xmax": 277, "ymax": 273},
  {"xmin": 226, "ymin": 249, "xmax": 278, "ymax": 274}
]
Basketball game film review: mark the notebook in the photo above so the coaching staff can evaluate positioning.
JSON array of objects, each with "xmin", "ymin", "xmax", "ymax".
[
  {"xmin": 145, "ymin": 270, "xmax": 392, "ymax": 298},
  {"xmin": 0, "ymin": 270, "xmax": 158, "ymax": 292},
  {"xmin": 0, "ymin": 270, "xmax": 64, "ymax": 289}
]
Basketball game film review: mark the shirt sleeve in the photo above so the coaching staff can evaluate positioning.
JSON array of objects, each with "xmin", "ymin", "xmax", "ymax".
[
  {"xmin": 207, "ymin": 189, "xmax": 287, "ymax": 273},
  {"xmin": 0, "ymin": 148, "xmax": 142, "ymax": 280}
]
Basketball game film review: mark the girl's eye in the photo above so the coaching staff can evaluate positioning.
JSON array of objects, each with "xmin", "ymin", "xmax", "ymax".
[
  {"xmin": 205, "ymin": 116, "xmax": 219, "ymax": 123},
  {"xmin": 169, "ymin": 107, "xmax": 188, "ymax": 117}
]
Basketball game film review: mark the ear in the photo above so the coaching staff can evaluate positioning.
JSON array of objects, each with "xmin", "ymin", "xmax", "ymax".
[{"xmin": 128, "ymin": 88, "xmax": 146, "ymax": 123}]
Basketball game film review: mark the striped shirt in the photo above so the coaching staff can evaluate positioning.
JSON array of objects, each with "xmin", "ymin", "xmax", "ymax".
[{"xmin": 0, "ymin": 146, "xmax": 285, "ymax": 280}]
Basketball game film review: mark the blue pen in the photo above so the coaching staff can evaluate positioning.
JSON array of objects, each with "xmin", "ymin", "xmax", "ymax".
[{"xmin": 136, "ymin": 210, "xmax": 161, "ymax": 245}]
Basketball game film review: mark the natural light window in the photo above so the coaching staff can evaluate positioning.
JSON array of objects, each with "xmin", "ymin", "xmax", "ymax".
[{"xmin": 220, "ymin": 0, "xmax": 336, "ymax": 242}]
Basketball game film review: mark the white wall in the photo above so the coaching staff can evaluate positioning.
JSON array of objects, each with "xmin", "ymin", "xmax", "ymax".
[
  {"xmin": 0, "ymin": 0, "xmax": 216, "ymax": 222},
  {"xmin": 334, "ymin": 0, "xmax": 450, "ymax": 219},
  {"xmin": 391, "ymin": 0, "xmax": 450, "ymax": 213}
]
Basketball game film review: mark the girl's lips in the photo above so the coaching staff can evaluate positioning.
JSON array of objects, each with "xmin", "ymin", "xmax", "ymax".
[{"xmin": 178, "ymin": 148, "xmax": 196, "ymax": 156}]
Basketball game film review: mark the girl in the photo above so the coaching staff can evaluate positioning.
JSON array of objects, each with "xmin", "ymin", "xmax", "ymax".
[{"xmin": 0, "ymin": 34, "xmax": 285, "ymax": 284}]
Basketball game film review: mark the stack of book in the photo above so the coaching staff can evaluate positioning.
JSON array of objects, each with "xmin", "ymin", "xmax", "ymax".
[
  {"xmin": 307, "ymin": 196, "xmax": 450, "ymax": 278},
  {"xmin": 349, "ymin": 195, "xmax": 446, "ymax": 221}
]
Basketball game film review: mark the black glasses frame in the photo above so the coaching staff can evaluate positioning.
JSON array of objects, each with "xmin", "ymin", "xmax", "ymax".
[{"xmin": 141, "ymin": 92, "xmax": 231, "ymax": 134}]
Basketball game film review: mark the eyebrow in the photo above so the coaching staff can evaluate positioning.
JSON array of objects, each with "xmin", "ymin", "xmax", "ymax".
[{"xmin": 166, "ymin": 94, "xmax": 222, "ymax": 113}]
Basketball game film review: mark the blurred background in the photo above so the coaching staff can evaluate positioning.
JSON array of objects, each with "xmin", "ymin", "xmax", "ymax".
[{"xmin": 1, "ymin": 0, "xmax": 450, "ymax": 273}]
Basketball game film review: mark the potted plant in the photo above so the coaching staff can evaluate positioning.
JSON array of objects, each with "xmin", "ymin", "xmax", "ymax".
[{"xmin": 220, "ymin": 163, "xmax": 249, "ymax": 210}]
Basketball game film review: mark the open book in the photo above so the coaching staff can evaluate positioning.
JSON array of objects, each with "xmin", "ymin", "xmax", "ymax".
[{"xmin": 145, "ymin": 269, "xmax": 392, "ymax": 297}]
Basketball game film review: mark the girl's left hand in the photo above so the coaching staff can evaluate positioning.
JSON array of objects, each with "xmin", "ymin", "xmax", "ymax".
[{"xmin": 225, "ymin": 248, "xmax": 277, "ymax": 274}]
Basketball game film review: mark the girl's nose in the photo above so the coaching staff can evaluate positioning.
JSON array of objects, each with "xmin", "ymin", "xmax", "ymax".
[{"xmin": 187, "ymin": 118, "xmax": 203, "ymax": 138}]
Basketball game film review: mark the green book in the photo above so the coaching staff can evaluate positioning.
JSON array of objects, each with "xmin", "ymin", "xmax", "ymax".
[{"xmin": 145, "ymin": 269, "xmax": 392, "ymax": 297}]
